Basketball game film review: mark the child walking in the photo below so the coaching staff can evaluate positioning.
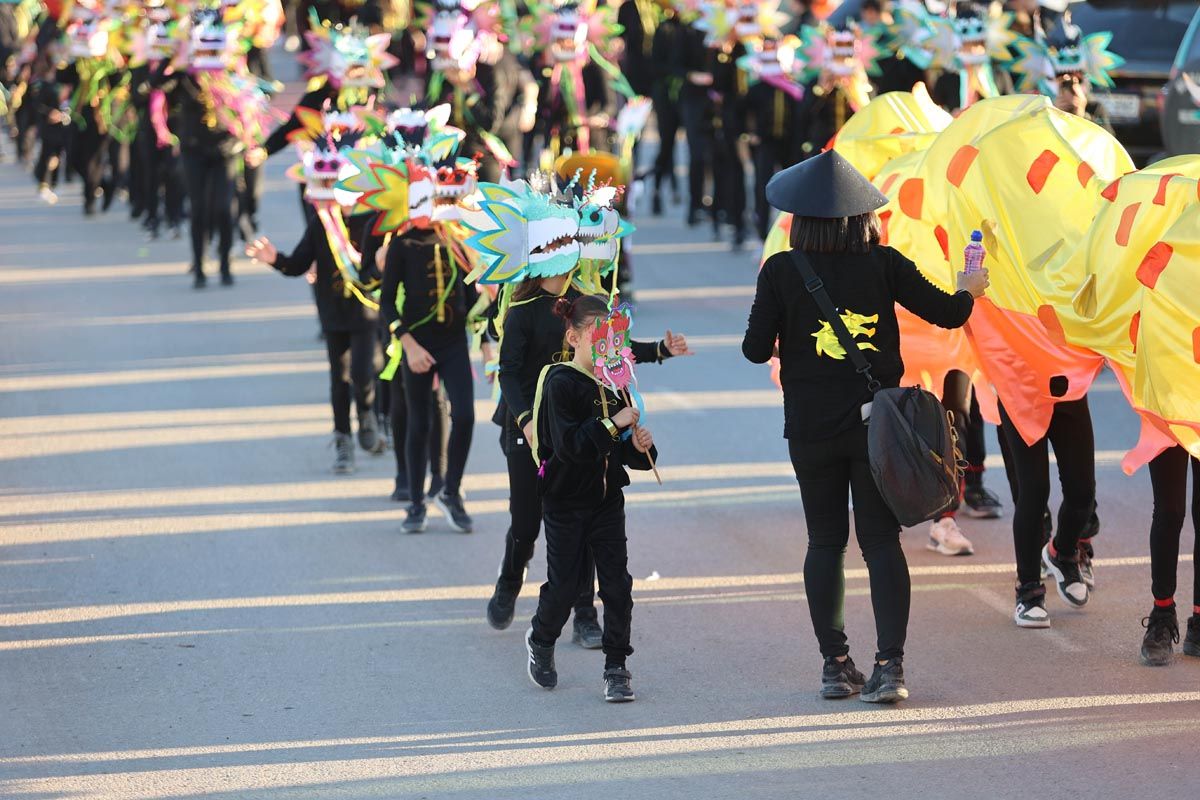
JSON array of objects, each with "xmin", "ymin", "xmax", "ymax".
[{"xmin": 524, "ymin": 295, "xmax": 657, "ymax": 703}]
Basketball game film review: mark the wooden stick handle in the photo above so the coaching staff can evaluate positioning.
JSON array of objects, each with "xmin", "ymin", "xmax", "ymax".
[{"xmin": 624, "ymin": 389, "xmax": 661, "ymax": 486}]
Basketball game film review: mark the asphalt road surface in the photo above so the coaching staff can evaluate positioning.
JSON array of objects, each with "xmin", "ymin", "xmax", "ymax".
[{"xmin": 1, "ymin": 101, "xmax": 1197, "ymax": 799}]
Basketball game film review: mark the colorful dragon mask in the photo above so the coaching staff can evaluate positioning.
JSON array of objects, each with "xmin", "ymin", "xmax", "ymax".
[
  {"xmin": 141, "ymin": 1, "xmax": 180, "ymax": 62},
  {"xmin": 65, "ymin": 1, "xmax": 111, "ymax": 60},
  {"xmin": 425, "ymin": 0, "xmax": 482, "ymax": 72},
  {"xmin": 737, "ymin": 34, "xmax": 806, "ymax": 99},
  {"xmin": 592, "ymin": 303, "xmax": 635, "ymax": 393},
  {"xmin": 798, "ymin": 23, "xmax": 882, "ymax": 111},
  {"xmin": 386, "ymin": 103, "xmax": 453, "ymax": 145},
  {"xmin": 1011, "ymin": 16, "xmax": 1124, "ymax": 98},
  {"xmin": 463, "ymin": 179, "xmax": 583, "ymax": 284},
  {"xmin": 300, "ymin": 10, "xmax": 395, "ymax": 89},
  {"xmin": 188, "ymin": 3, "xmax": 235, "ymax": 72}
]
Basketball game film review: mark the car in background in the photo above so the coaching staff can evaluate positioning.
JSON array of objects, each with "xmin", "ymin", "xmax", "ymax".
[
  {"xmin": 1066, "ymin": 1, "xmax": 1194, "ymax": 164},
  {"xmin": 1161, "ymin": 5, "xmax": 1200, "ymax": 156}
]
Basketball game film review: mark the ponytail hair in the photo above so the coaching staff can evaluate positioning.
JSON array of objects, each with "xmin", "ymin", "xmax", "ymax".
[{"xmin": 553, "ymin": 294, "xmax": 610, "ymax": 331}]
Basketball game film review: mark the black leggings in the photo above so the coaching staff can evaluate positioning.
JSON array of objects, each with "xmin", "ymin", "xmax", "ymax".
[
  {"xmin": 325, "ymin": 329, "xmax": 379, "ymax": 435},
  {"xmin": 498, "ymin": 428, "xmax": 596, "ymax": 614},
  {"xmin": 532, "ymin": 493, "xmax": 633, "ymax": 667},
  {"xmin": 652, "ymin": 81, "xmax": 680, "ymax": 195},
  {"xmin": 680, "ymin": 88, "xmax": 711, "ymax": 215},
  {"xmin": 964, "ymin": 392, "xmax": 988, "ymax": 488},
  {"xmin": 789, "ymin": 426, "xmax": 910, "ymax": 662},
  {"xmin": 1148, "ymin": 446, "xmax": 1200, "ymax": 607},
  {"xmin": 998, "ymin": 397, "xmax": 1096, "ymax": 587},
  {"xmin": 138, "ymin": 132, "xmax": 184, "ymax": 227},
  {"xmin": 752, "ymin": 139, "xmax": 790, "ymax": 240},
  {"xmin": 388, "ymin": 369, "xmax": 449, "ymax": 485},
  {"xmin": 34, "ymin": 125, "xmax": 67, "ymax": 188},
  {"xmin": 69, "ymin": 124, "xmax": 106, "ymax": 211},
  {"xmin": 181, "ymin": 148, "xmax": 237, "ymax": 275},
  {"xmin": 401, "ymin": 341, "xmax": 474, "ymax": 501}
]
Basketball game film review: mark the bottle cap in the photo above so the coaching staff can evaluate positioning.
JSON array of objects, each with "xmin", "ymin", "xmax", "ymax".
[{"xmin": 970, "ymin": 230, "xmax": 983, "ymax": 242}]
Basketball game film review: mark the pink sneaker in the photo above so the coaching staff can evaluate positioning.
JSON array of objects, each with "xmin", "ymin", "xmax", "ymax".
[{"xmin": 927, "ymin": 517, "xmax": 974, "ymax": 556}]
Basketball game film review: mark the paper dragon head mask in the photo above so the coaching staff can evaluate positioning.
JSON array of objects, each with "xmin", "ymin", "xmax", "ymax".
[
  {"xmin": 300, "ymin": 10, "xmax": 396, "ymax": 89},
  {"xmin": 797, "ymin": 24, "xmax": 881, "ymax": 110},
  {"xmin": 386, "ymin": 103, "xmax": 452, "ymax": 146},
  {"xmin": 140, "ymin": 1, "xmax": 180, "ymax": 62},
  {"xmin": 592, "ymin": 303, "xmax": 635, "ymax": 392},
  {"xmin": 65, "ymin": 1, "xmax": 111, "ymax": 60},
  {"xmin": 464, "ymin": 179, "xmax": 583, "ymax": 284},
  {"xmin": 425, "ymin": 0, "xmax": 482, "ymax": 72},
  {"xmin": 188, "ymin": 3, "xmax": 234, "ymax": 71},
  {"xmin": 1011, "ymin": 16, "xmax": 1124, "ymax": 98}
]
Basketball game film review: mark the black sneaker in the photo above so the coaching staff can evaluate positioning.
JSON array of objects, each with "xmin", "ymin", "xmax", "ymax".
[
  {"xmin": 427, "ymin": 473, "xmax": 445, "ymax": 500},
  {"xmin": 1184, "ymin": 615, "xmax": 1200, "ymax": 658},
  {"xmin": 860, "ymin": 659, "xmax": 909, "ymax": 704},
  {"xmin": 819, "ymin": 655, "xmax": 866, "ymax": 699},
  {"xmin": 487, "ymin": 580, "xmax": 519, "ymax": 630},
  {"xmin": 526, "ymin": 627, "xmax": 557, "ymax": 689},
  {"xmin": 390, "ymin": 475, "xmax": 410, "ymax": 503},
  {"xmin": 1014, "ymin": 583, "xmax": 1051, "ymax": 628},
  {"xmin": 192, "ymin": 270, "xmax": 207, "ymax": 289},
  {"xmin": 432, "ymin": 491, "xmax": 473, "ymax": 533},
  {"xmin": 572, "ymin": 609, "xmax": 603, "ymax": 650},
  {"xmin": 1041, "ymin": 543, "xmax": 1089, "ymax": 607},
  {"xmin": 220, "ymin": 271, "xmax": 235, "ymax": 287},
  {"xmin": 1140, "ymin": 606, "xmax": 1179, "ymax": 667},
  {"xmin": 962, "ymin": 485, "xmax": 1003, "ymax": 518},
  {"xmin": 603, "ymin": 667, "xmax": 635, "ymax": 702},
  {"xmin": 358, "ymin": 412, "xmax": 382, "ymax": 454},
  {"xmin": 332, "ymin": 432, "xmax": 355, "ymax": 475},
  {"xmin": 402, "ymin": 503, "xmax": 427, "ymax": 534}
]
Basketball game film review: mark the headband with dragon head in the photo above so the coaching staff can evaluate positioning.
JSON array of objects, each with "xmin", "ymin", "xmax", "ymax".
[
  {"xmin": 300, "ymin": 10, "xmax": 396, "ymax": 89},
  {"xmin": 1011, "ymin": 15, "xmax": 1124, "ymax": 98}
]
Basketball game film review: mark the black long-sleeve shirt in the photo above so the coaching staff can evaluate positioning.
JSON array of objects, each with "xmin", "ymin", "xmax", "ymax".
[
  {"xmin": 271, "ymin": 211, "xmax": 381, "ymax": 332},
  {"xmin": 535, "ymin": 364, "xmax": 658, "ymax": 510},
  {"xmin": 743, "ymin": 246, "xmax": 974, "ymax": 441},
  {"xmin": 495, "ymin": 288, "xmax": 665, "ymax": 431},
  {"xmin": 152, "ymin": 64, "xmax": 239, "ymax": 158},
  {"xmin": 379, "ymin": 228, "xmax": 478, "ymax": 354}
]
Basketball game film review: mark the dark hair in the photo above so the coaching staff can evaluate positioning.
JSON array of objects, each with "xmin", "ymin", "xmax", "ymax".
[
  {"xmin": 553, "ymin": 294, "xmax": 610, "ymax": 331},
  {"xmin": 511, "ymin": 277, "xmax": 543, "ymax": 302},
  {"xmin": 789, "ymin": 212, "xmax": 881, "ymax": 255}
]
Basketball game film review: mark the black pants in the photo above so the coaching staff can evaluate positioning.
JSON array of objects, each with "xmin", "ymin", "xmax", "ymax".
[
  {"xmin": 651, "ymin": 81, "xmax": 680, "ymax": 196},
  {"xmin": 1148, "ymin": 446, "xmax": 1200, "ymax": 607},
  {"xmin": 325, "ymin": 329, "xmax": 379, "ymax": 435},
  {"xmin": 498, "ymin": 428, "xmax": 596, "ymax": 614},
  {"xmin": 998, "ymin": 397, "xmax": 1096, "ymax": 587},
  {"xmin": 401, "ymin": 341, "xmax": 474, "ymax": 502},
  {"xmin": 388, "ymin": 368, "xmax": 449, "ymax": 486},
  {"xmin": 964, "ymin": 392, "xmax": 988, "ymax": 488},
  {"xmin": 138, "ymin": 133, "xmax": 184, "ymax": 227},
  {"xmin": 69, "ymin": 123, "xmax": 106, "ymax": 212},
  {"xmin": 789, "ymin": 426, "xmax": 910, "ymax": 662},
  {"xmin": 940, "ymin": 370, "xmax": 973, "ymax": 514},
  {"xmin": 181, "ymin": 148, "xmax": 237, "ymax": 275},
  {"xmin": 34, "ymin": 124, "xmax": 67, "ymax": 188},
  {"xmin": 680, "ymin": 88, "xmax": 711, "ymax": 215},
  {"xmin": 238, "ymin": 159, "xmax": 261, "ymax": 239},
  {"xmin": 752, "ymin": 138, "xmax": 790, "ymax": 240},
  {"xmin": 532, "ymin": 492, "xmax": 633, "ymax": 666},
  {"xmin": 710, "ymin": 106, "xmax": 745, "ymax": 233}
]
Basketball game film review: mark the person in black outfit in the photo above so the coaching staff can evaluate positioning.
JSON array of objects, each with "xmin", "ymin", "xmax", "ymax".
[
  {"xmin": 130, "ymin": 58, "xmax": 185, "ymax": 239},
  {"xmin": 708, "ymin": 39, "xmax": 747, "ymax": 246},
  {"xmin": 380, "ymin": 226, "xmax": 480, "ymax": 534},
  {"xmin": 743, "ymin": 51, "xmax": 803, "ymax": 240},
  {"xmin": 678, "ymin": 20, "xmax": 714, "ymax": 226},
  {"xmin": 524, "ymin": 294, "xmax": 658, "ymax": 702},
  {"xmin": 485, "ymin": 273, "xmax": 691, "ymax": 646},
  {"xmin": 58, "ymin": 59, "xmax": 111, "ymax": 216},
  {"xmin": 649, "ymin": 4, "xmax": 685, "ymax": 215},
  {"xmin": 1139, "ymin": 446, "xmax": 1200, "ymax": 665},
  {"xmin": 742, "ymin": 151, "xmax": 987, "ymax": 703}
]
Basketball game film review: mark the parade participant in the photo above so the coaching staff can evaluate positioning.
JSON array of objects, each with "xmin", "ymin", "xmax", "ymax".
[
  {"xmin": 897, "ymin": 1, "xmax": 1016, "ymax": 112},
  {"xmin": 648, "ymin": 0, "xmax": 685, "ymax": 215},
  {"xmin": 462, "ymin": 173, "xmax": 689, "ymax": 644},
  {"xmin": 1010, "ymin": 11, "xmax": 1121, "ymax": 130},
  {"xmin": 246, "ymin": 113, "xmax": 385, "ymax": 473},
  {"xmin": 130, "ymin": 0, "xmax": 184, "ymax": 239},
  {"xmin": 368, "ymin": 149, "xmax": 484, "ymax": 534},
  {"xmin": 1138, "ymin": 448, "xmax": 1200, "ymax": 665},
  {"xmin": 155, "ymin": 2, "xmax": 275, "ymax": 287},
  {"xmin": 678, "ymin": 11, "xmax": 713, "ymax": 226},
  {"xmin": 58, "ymin": 0, "xmax": 119, "ymax": 215},
  {"xmin": 524, "ymin": 293, "xmax": 658, "ymax": 702},
  {"xmin": 742, "ymin": 151, "xmax": 986, "ymax": 702},
  {"xmin": 29, "ymin": 49, "xmax": 68, "ymax": 203},
  {"xmin": 795, "ymin": 22, "xmax": 882, "ymax": 160}
]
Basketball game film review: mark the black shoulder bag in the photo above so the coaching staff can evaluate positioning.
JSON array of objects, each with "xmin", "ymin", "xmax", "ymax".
[{"xmin": 789, "ymin": 250, "xmax": 961, "ymax": 527}]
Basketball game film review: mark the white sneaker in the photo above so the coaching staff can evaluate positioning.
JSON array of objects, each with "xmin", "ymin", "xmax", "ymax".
[
  {"xmin": 1014, "ymin": 596, "xmax": 1051, "ymax": 628},
  {"xmin": 38, "ymin": 185, "xmax": 58, "ymax": 205},
  {"xmin": 927, "ymin": 517, "xmax": 974, "ymax": 556}
]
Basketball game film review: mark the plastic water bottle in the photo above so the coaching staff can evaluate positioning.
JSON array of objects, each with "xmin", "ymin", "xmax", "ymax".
[{"xmin": 964, "ymin": 230, "xmax": 985, "ymax": 274}]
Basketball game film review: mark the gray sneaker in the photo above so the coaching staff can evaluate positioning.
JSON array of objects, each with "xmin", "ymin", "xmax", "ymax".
[
  {"xmin": 332, "ymin": 433, "xmax": 355, "ymax": 475},
  {"xmin": 572, "ymin": 610, "xmax": 603, "ymax": 649},
  {"xmin": 603, "ymin": 667, "xmax": 635, "ymax": 702},
  {"xmin": 358, "ymin": 412, "xmax": 383, "ymax": 454}
]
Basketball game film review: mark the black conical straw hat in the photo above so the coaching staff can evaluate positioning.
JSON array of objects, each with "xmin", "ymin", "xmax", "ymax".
[{"xmin": 765, "ymin": 149, "xmax": 888, "ymax": 218}]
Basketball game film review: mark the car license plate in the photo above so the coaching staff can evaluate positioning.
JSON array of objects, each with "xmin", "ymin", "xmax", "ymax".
[
  {"xmin": 1178, "ymin": 109, "xmax": 1200, "ymax": 126},
  {"xmin": 1097, "ymin": 93, "xmax": 1141, "ymax": 122}
]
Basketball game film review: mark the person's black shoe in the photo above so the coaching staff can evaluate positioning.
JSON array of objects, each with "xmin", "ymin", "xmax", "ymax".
[
  {"xmin": 432, "ymin": 491, "xmax": 473, "ymax": 533},
  {"xmin": 427, "ymin": 473, "xmax": 446, "ymax": 500},
  {"xmin": 357, "ymin": 411, "xmax": 383, "ymax": 454},
  {"xmin": 1042, "ymin": 543, "xmax": 1089, "ymax": 607},
  {"xmin": 526, "ymin": 627, "xmax": 557, "ymax": 689},
  {"xmin": 651, "ymin": 190, "xmax": 663, "ymax": 216},
  {"xmin": 192, "ymin": 271, "xmax": 207, "ymax": 289},
  {"xmin": 731, "ymin": 223, "xmax": 747, "ymax": 251},
  {"xmin": 686, "ymin": 206, "xmax": 700, "ymax": 227},
  {"xmin": 402, "ymin": 503, "xmax": 427, "ymax": 534},
  {"xmin": 1140, "ymin": 605, "xmax": 1179, "ymax": 666},
  {"xmin": 390, "ymin": 475, "xmax": 410, "ymax": 503},
  {"xmin": 603, "ymin": 667, "xmax": 635, "ymax": 702},
  {"xmin": 860, "ymin": 659, "xmax": 909, "ymax": 703},
  {"xmin": 962, "ymin": 485, "xmax": 1003, "ymax": 518},
  {"xmin": 572, "ymin": 609, "xmax": 603, "ymax": 649},
  {"xmin": 1184, "ymin": 615, "xmax": 1200, "ymax": 658},
  {"xmin": 487, "ymin": 580, "xmax": 519, "ymax": 630},
  {"xmin": 220, "ymin": 271, "xmax": 234, "ymax": 287},
  {"xmin": 1077, "ymin": 542, "xmax": 1095, "ymax": 589},
  {"xmin": 819, "ymin": 655, "xmax": 867, "ymax": 699}
]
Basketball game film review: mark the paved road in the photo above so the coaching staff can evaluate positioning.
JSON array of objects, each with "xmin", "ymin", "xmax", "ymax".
[{"xmin": 1, "ymin": 103, "xmax": 1197, "ymax": 797}]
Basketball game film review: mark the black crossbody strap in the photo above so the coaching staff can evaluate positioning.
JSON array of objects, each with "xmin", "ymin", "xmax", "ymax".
[{"xmin": 789, "ymin": 250, "xmax": 881, "ymax": 393}]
